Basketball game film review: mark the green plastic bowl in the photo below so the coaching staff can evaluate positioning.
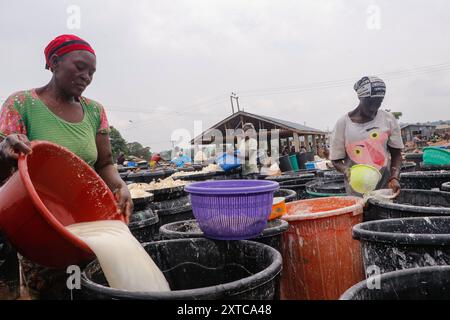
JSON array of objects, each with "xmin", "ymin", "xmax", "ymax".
[
  {"xmin": 349, "ymin": 164, "xmax": 382, "ymax": 194},
  {"xmin": 423, "ymin": 147, "xmax": 450, "ymax": 166}
]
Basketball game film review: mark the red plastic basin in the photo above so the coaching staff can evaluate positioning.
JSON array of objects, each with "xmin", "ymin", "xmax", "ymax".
[{"xmin": 0, "ymin": 141, "xmax": 124, "ymax": 268}]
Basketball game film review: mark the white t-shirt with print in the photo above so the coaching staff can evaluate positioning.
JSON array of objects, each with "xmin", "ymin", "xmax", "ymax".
[{"xmin": 330, "ymin": 109, "xmax": 404, "ymax": 195}]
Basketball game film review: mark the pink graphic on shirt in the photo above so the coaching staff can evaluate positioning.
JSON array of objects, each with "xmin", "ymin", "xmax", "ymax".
[{"xmin": 346, "ymin": 129, "xmax": 390, "ymax": 170}]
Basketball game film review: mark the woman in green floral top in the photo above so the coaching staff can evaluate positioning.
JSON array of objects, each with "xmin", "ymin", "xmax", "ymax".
[{"xmin": 0, "ymin": 35, "xmax": 133, "ymax": 299}]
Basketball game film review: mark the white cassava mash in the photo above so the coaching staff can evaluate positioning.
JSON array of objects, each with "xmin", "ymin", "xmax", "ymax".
[{"xmin": 66, "ymin": 220, "xmax": 171, "ymax": 292}]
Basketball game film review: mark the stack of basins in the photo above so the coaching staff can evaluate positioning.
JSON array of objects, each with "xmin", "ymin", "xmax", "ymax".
[{"xmin": 341, "ymin": 186, "xmax": 450, "ymax": 300}]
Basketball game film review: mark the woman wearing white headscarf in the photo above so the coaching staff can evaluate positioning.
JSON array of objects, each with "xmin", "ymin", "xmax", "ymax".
[{"xmin": 330, "ymin": 76, "xmax": 404, "ymax": 197}]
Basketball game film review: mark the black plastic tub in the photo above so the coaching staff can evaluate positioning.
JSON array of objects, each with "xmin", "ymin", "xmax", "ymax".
[
  {"xmin": 353, "ymin": 217, "xmax": 450, "ymax": 275},
  {"xmin": 404, "ymin": 153, "xmax": 423, "ymax": 170},
  {"xmin": 81, "ymin": 238, "xmax": 282, "ymax": 300},
  {"xmin": 276, "ymin": 176, "xmax": 316, "ymax": 200},
  {"xmin": 295, "ymin": 152, "xmax": 308, "ymax": 170},
  {"xmin": 149, "ymin": 186, "xmax": 186, "ymax": 202},
  {"xmin": 265, "ymin": 173, "xmax": 315, "ymax": 183},
  {"xmin": 279, "ymin": 155, "xmax": 293, "ymax": 172},
  {"xmin": 401, "ymin": 162, "xmax": 416, "ymax": 173},
  {"xmin": 119, "ymin": 172, "xmax": 129, "ymax": 180},
  {"xmin": 162, "ymin": 168, "xmax": 176, "ymax": 178},
  {"xmin": 400, "ymin": 170, "xmax": 450, "ymax": 190},
  {"xmin": 419, "ymin": 163, "xmax": 450, "ymax": 171},
  {"xmin": 364, "ymin": 189, "xmax": 450, "ymax": 222},
  {"xmin": 283, "ymin": 169, "xmax": 319, "ymax": 177},
  {"xmin": 274, "ymin": 189, "xmax": 297, "ymax": 202},
  {"xmin": 340, "ymin": 266, "xmax": 450, "ymax": 300},
  {"xmin": 173, "ymin": 171, "xmax": 216, "ymax": 181},
  {"xmin": 442, "ymin": 182, "xmax": 450, "ymax": 192},
  {"xmin": 159, "ymin": 219, "xmax": 289, "ymax": 253},
  {"xmin": 150, "ymin": 196, "xmax": 194, "ymax": 232},
  {"xmin": 126, "ymin": 171, "xmax": 166, "ymax": 183},
  {"xmin": 117, "ymin": 166, "xmax": 128, "ymax": 173},
  {"xmin": 0, "ymin": 233, "xmax": 20, "ymax": 300},
  {"xmin": 305, "ymin": 179, "xmax": 346, "ymax": 198},
  {"xmin": 211, "ymin": 167, "xmax": 241, "ymax": 180},
  {"xmin": 323, "ymin": 170, "xmax": 345, "ymax": 181},
  {"xmin": 129, "ymin": 209, "xmax": 160, "ymax": 243},
  {"xmin": 132, "ymin": 193, "xmax": 154, "ymax": 211}
]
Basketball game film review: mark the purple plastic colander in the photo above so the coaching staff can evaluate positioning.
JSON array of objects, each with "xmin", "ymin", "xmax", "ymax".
[{"xmin": 185, "ymin": 180, "xmax": 280, "ymax": 240}]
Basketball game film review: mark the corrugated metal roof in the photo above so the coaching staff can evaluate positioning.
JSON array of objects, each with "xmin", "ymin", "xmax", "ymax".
[
  {"xmin": 401, "ymin": 123, "xmax": 437, "ymax": 130},
  {"xmin": 256, "ymin": 113, "xmax": 325, "ymax": 133}
]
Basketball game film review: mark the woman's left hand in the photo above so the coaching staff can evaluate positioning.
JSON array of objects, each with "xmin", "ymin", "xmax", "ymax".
[
  {"xmin": 388, "ymin": 177, "xmax": 401, "ymax": 197},
  {"xmin": 114, "ymin": 184, "xmax": 133, "ymax": 224}
]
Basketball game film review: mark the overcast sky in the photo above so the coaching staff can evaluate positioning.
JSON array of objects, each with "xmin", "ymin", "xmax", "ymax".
[{"xmin": 1, "ymin": 0, "xmax": 449, "ymax": 151}]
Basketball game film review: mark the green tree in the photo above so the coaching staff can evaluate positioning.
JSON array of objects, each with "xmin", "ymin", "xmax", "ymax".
[
  {"xmin": 109, "ymin": 126, "xmax": 129, "ymax": 160},
  {"xmin": 127, "ymin": 142, "xmax": 152, "ymax": 160}
]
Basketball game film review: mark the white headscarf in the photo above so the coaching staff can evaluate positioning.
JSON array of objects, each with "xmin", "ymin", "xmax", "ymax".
[{"xmin": 354, "ymin": 76, "xmax": 386, "ymax": 98}]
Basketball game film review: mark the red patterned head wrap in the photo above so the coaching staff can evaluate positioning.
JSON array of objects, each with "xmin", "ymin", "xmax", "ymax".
[{"xmin": 44, "ymin": 34, "xmax": 95, "ymax": 70}]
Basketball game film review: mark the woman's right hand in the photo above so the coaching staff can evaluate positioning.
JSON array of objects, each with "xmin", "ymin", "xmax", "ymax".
[{"xmin": 0, "ymin": 134, "xmax": 32, "ymax": 167}]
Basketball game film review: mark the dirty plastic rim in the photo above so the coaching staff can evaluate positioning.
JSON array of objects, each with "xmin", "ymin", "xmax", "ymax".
[
  {"xmin": 339, "ymin": 265, "xmax": 450, "ymax": 300},
  {"xmin": 353, "ymin": 216, "xmax": 450, "ymax": 245},
  {"xmin": 400, "ymin": 171, "xmax": 450, "ymax": 179},
  {"xmin": 159, "ymin": 219, "xmax": 289, "ymax": 239},
  {"xmin": 80, "ymin": 238, "xmax": 283, "ymax": 299},
  {"xmin": 281, "ymin": 196, "xmax": 365, "ymax": 221},
  {"xmin": 442, "ymin": 182, "xmax": 450, "ymax": 192},
  {"xmin": 185, "ymin": 180, "xmax": 279, "ymax": 195},
  {"xmin": 129, "ymin": 209, "xmax": 159, "ymax": 228},
  {"xmin": 18, "ymin": 141, "xmax": 123, "ymax": 255},
  {"xmin": 367, "ymin": 189, "xmax": 450, "ymax": 214}
]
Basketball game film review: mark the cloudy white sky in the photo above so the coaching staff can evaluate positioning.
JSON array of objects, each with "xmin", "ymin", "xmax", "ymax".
[{"xmin": 1, "ymin": 0, "xmax": 449, "ymax": 151}]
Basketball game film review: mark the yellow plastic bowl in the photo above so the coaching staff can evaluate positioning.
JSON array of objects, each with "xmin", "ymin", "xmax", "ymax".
[{"xmin": 349, "ymin": 164, "xmax": 382, "ymax": 194}]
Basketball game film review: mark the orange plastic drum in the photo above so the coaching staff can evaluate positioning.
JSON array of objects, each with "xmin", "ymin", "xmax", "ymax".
[{"xmin": 280, "ymin": 196, "xmax": 365, "ymax": 300}]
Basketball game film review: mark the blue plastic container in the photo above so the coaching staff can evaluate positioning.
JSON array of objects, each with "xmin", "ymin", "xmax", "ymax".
[
  {"xmin": 305, "ymin": 162, "xmax": 316, "ymax": 170},
  {"xmin": 127, "ymin": 161, "xmax": 137, "ymax": 167},
  {"xmin": 216, "ymin": 153, "xmax": 241, "ymax": 172}
]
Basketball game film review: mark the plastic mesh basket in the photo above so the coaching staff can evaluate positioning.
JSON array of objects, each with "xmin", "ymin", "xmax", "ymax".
[{"xmin": 185, "ymin": 180, "xmax": 279, "ymax": 240}]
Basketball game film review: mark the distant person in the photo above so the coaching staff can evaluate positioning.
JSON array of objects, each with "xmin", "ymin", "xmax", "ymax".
[
  {"xmin": 330, "ymin": 76, "xmax": 404, "ymax": 197},
  {"xmin": 116, "ymin": 152, "xmax": 125, "ymax": 165},
  {"xmin": 150, "ymin": 153, "xmax": 162, "ymax": 169},
  {"xmin": 236, "ymin": 123, "xmax": 258, "ymax": 179},
  {"xmin": 300, "ymin": 145, "xmax": 307, "ymax": 153}
]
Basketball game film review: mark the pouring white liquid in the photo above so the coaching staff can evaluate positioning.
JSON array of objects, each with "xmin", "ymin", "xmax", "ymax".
[{"xmin": 67, "ymin": 220, "xmax": 170, "ymax": 292}]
